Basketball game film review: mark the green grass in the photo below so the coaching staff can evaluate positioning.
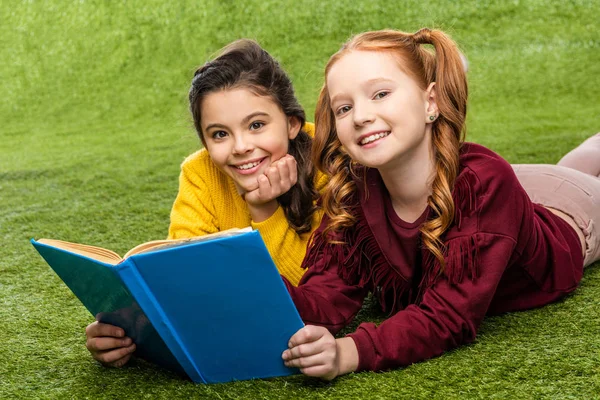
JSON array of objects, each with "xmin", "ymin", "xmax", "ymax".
[{"xmin": 2, "ymin": 0, "xmax": 599, "ymax": 398}]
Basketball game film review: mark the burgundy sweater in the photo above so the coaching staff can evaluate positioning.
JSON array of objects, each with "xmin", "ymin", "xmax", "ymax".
[{"xmin": 284, "ymin": 143, "xmax": 583, "ymax": 372}]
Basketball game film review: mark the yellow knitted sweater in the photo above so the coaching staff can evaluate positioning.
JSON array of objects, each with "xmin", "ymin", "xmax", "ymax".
[{"xmin": 168, "ymin": 124, "xmax": 327, "ymax": 286}]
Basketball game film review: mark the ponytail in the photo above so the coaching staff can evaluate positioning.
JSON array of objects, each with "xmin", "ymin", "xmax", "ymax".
[{"xmin": 412, "ymin": 28, "xmax": 467, "ymax": 269}]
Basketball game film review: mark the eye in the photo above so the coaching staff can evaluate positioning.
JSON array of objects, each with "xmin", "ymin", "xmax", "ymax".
[
  {"xmin": 373, "ymin": 91, "xmax": 390, "ymax": 100},
  {"xmin": 211, "ymin": 130, "xmax": 228, "ymax": 140},
  {"xmin": 335, "ymin": 105, "xmax": 352, "ymax": 116},
  {"xmin": 249, "ymin": 121, "xmax": 265, "ymax": 130}
]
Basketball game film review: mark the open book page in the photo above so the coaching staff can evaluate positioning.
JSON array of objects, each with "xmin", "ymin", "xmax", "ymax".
[
  {"xmin": 122, "ymin": 227, "xmax": 252, "ymax": 258},
  {"xmin": 35, "ymin": 239, "xmax": 123, "ymax": 265},
  {"xmin": 36, "ymin": 227, "xmax": 253, "ymax": 265}
]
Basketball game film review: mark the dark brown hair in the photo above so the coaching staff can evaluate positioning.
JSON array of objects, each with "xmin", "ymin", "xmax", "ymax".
[
  {"xmin": 189, "ymin": 39, "xmax": 318, "ymax": 234},
  {"xmin": 313, "ymin": 28, "xmax": 468, "ymax": 269}
]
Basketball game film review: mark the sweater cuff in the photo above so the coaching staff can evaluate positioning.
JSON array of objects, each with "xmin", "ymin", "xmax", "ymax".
[
  {"xmin": 250, "ymin": 205, "xmax": 287, "ymax": 235},
  {"xmin": 346, "ymin": 323, "xmax": 378, "ymax": 372}
]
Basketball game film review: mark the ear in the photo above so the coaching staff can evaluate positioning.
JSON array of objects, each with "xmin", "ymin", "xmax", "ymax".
[
  {"xmin": 424, "ymin": 82, "xmax": 439, "ymax": 123},
  {"xmin": 287, "ymin": 116, "xmax": 301, "ymax": 140}
]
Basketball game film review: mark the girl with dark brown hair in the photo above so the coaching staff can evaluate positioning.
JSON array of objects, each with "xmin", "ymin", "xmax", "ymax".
[{"xmin": 85, "ymin": 39, "xmax": 327, "ymax": 368}]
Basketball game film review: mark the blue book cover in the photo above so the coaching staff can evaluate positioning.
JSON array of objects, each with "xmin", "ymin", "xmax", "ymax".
[{"xmin": 31, "ymin": 230, "xmax": 304, "ymax": 383}]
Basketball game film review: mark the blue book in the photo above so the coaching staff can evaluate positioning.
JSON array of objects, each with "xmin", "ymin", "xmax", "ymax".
[{"xmin": 30, "ymin": 229, "xmax": 304, "ymax": 383}]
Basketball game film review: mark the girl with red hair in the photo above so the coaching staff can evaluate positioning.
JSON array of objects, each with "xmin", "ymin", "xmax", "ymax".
[{"xmin": 282, "ymin": 28, "xmax": 600, "ymax": 380}]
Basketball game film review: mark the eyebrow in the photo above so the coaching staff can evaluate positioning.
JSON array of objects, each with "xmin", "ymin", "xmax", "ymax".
[
  {"xmin": 329, "ymin": 77, "xmax": 396, "ymax": 105},
  {"xmin": 204, "ymin": 111, "xmax": 270, "ymax": 132}
]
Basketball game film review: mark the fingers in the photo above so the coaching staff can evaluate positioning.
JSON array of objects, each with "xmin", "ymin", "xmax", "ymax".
[
  {"xmin": 243, "ymin": 155, "xmax": 298, "ymax": 207},
  {"xmin": 288, "ymin": 325, "xmax": 328, "ymax": 348},
  {"xmin": 282, "ymin": 325, "xmax": 330, "ymax": 364},
  {"xmin": 274, "ymin": 156, "xmax": 291, "ymax": 189},
  {"xmin": 85, "ymin": 321, "xmax": 135, "ymax": 368},
  {"xmin": 86, "ymin": 335, "xmax": 132, "ymax": 352},
  {"xmin": 274, "ymin": 155, "xmax": 297, "ymax": 187},
  {"xmin": 286, "ymin": 156, "xmax": 298, "ymax": 186},
  {"xmin": 299, "ymin": 364, "xmax": 339, "ymax": 380},
  {"xmin": 93, "ymin": 344, "xmax": 136, "ymax": 367},
  {"xmin": 284, "ymin": 353, "xmax": 329, "ymax": 370},
  {"xmin": 260, "ymin": 155, "xmax": 297, "ymax": 199},
  {"xmin": 283, "ymin": 339, "xmax": 324, "ymax": 361},
  {"xmin": 282, "ymin": 326, "xmax": 339, "ymax": 380},
  {"xmin": 109, "ymin": 352, "xmax": 134, "ymax": 368},
  {"xmin": 245, "ymin": 155, "xmax": 298, "ymax": 206},
  {"xmin": 259, "ymin": 165, "xmax": 282, "ymax": 199},
  {"xmin": 86, "ymin": 321, "xmax": 125, "ymax": 339}
]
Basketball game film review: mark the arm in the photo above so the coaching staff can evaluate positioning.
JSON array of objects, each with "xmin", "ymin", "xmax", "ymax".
[
  {"xmin": 246, "ymin": 155, "xmax": 314, "ymax": 285},
  {"xmin": 247, "ymin": 156, "xmax": 329, "ymax": 285},
  {"xmin": 348, "ymin": 234, "xmax": 515, "ymax": 371},
  {"xmin": 283, "ymin": 255, "xmax": 367, "ymax": 333},
  {"xmin": 247, "ymin": 122, "xmax": 329, "ymax": 283},
  {"xmin": 285, "ymin": 156, "xmax": 530, "ymax": 377},
  {"xmin": 283, "ymin": 233, "xmax": 516, "ymax": 377},
  {"xmin": 281, "ymin": 220, "xmax": 368, "ymax": 380},
  {"xmin": 345, "ymin": 157, "xmax": 528, "ymax": 372},
  {"xmin": 281, "ymin": 249, "xmax": 366, "ymax": 380},
  {"xmin": 168, "ymin": 154, "xmax": 220, "ymax": 239},
  {"xmin": 252, "ymin": 207, "xmax": 322, "ymax": 286}
]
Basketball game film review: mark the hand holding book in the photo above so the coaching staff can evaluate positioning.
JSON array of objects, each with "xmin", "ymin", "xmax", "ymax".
[
  {"xmin": 32, "ymin": 229, "xmax": 304, "ymax": 383},
  {"xmin": 282, "ymin": 326, "xmax": 359, "ymax": 381},
  {"xmin": 86, "ymin": 321, "xmax": 136, "ymax": 368}
]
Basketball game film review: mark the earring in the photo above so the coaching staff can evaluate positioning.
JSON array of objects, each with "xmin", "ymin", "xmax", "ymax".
[{"xmin": 429, "ymin": 115, "xmax": 436, "ymax": 121}]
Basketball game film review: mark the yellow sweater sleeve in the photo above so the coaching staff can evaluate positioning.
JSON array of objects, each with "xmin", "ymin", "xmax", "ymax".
[
  {"xmin": 250, "ymin": 177, "xmax": 328, "ymax": 285},
  {"xmin": 168, "ymin": 150, "xmax": 220, "ymax": 239}
]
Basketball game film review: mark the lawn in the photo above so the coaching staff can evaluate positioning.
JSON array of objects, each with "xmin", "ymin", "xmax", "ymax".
[{"xmin": 1, "ymin": 0, "xmax": 599, "ymax": 398}]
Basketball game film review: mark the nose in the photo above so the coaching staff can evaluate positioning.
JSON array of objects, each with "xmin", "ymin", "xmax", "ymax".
[
  {"xmin": 232, "ymin": 133, "xmax": 253, "ymax": 155},
  {"xmin": 353, "ymin": 101, "xmax": 375, "ymax": 127}
]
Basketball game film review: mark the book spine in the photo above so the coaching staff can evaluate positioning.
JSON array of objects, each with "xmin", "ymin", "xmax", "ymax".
[{"xmin": 116, "ymin": 258, "xmax": 206, "ymax": 383}]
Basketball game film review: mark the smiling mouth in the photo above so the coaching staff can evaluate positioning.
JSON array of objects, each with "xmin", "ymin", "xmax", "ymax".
[
  {"xmin": 231, "ymin": 157, "xmax": 266, "ymax": 173},
  {"xmin": 359, "ymin": 131, "xmax": 390, "ymax": 145},
  {"xmin": 235, "ymin": 160, "xmax": 262, "ymax": 170}
]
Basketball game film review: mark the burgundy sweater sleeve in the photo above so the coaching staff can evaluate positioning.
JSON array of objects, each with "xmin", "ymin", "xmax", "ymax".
[
  {"xmin": 347, "ymin": 234, "xmax": 515, "ymax": 371},
  {"xmin": 283, "ymin": 249, "xmax": 367, "ymax": 334},
  {"xmin": 348, "ymin": 154, "xmax": 528, "ymax": 372}
]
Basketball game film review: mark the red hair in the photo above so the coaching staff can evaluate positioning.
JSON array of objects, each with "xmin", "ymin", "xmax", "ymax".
[{"xmin": 313, "ymin": 28, "xmax": 468, "ymax": 270}]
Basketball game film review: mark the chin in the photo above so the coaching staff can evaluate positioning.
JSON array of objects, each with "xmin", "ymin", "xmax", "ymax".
[
  {"xmin": 235, "ymin": 182, "xmax": 255, "ymax": 193},
  {"xmin": 353, "ymin": 156, "xmax": 382, "ymax": 168}
]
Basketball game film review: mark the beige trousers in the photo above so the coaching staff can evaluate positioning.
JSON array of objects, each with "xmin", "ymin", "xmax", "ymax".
[{"xmin": 512, "ymin": 133, "xmax": 600, "ymax": 267}]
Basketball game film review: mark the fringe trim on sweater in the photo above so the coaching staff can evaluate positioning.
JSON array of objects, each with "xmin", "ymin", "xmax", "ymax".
[
  {"xmin": 303, "ymin": 168, "xmax": 481, "ymax": 312},
  {"xmin": 302, "ymin": 207, "xmax": 412, "ymax": 313},
  {"xmin": 451, "ymin": 167, "xmax": 479, "ymax": 232},
  {"xmin": 418, "ymin": 167, "xmax": 481, "ymax": 298},
  {"xmin": 420, "ymin": 235, "xmax": 480, "ymax": 293}
]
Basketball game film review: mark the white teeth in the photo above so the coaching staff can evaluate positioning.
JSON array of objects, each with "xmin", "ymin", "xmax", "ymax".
[
  {"xmin": 236, "ymin": 161, "xmax": 261, "ymax": 170},
  {"xmin": 360, "ymin": 131, "xmax": 390, "ymax": 145}
]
